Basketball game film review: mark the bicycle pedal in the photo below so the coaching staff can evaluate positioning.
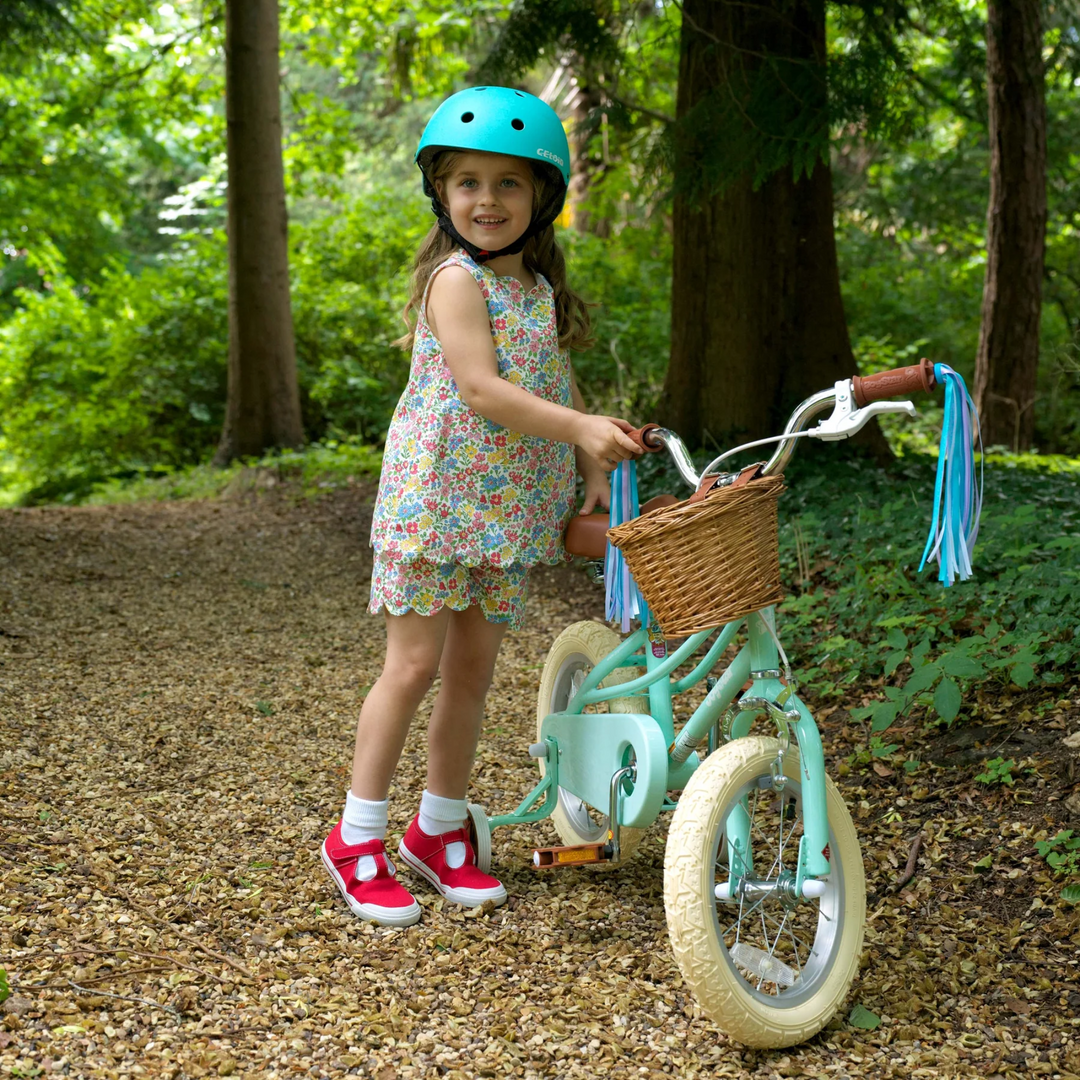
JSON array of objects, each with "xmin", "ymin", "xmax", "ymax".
[{"xmin": 531, "ymin": 842, "xmax": 610, "ymax": 869}]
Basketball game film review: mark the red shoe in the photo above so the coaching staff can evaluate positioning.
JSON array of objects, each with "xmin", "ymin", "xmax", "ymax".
[
  {"xmin": 321, "ymin": 822, "xmax": 421, "ymax": 927},
  {"xmin": 398, "ymin": 815, "xmax": 507, "ymax": 907}
]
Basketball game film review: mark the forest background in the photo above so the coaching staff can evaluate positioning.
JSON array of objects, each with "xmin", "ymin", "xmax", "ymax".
[{"xmin": 3, "ymin": 0, "xmax": 1079, "ymax": 505}]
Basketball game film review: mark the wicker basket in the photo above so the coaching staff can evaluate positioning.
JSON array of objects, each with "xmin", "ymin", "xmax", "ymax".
[{"xmin": 606, "ymin": 473, "xmax": 785, "ymax": 636}]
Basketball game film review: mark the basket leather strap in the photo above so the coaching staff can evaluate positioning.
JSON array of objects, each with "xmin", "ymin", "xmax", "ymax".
[{"xmin": 688, "ymin": 463, "xmax": 763, "ymax": 504}]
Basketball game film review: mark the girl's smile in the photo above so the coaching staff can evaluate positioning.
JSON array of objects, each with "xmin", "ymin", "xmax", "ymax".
[{"xmin": 439, "ymin": 152, "xmax": 535, "ymax": 250}]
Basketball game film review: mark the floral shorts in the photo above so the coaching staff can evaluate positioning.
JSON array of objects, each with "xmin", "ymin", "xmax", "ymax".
[{"xmin": 368, "ymin": 554, "xmax": 530, "ymax": 630}]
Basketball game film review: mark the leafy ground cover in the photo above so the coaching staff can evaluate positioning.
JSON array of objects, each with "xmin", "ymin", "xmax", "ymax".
[{"xmin": 2, "ymin": 469, "xmax": 1080, "ymax": 1078}]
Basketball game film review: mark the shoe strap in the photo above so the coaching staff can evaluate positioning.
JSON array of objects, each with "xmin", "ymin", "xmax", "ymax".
[
  {"xmin": 337, "ymin": 835, "xmax": 398, "ymax": 878},
  {"xmin": 339, "ymin": 836, "xmax": 386, "ymax": 858},
  {"xmin": 437, "ymin": 827, "xmax": 474, "ymax": 866},
  {"xmin": 372, "ymin": 850, "xmax": 396, "ymax": 878}
]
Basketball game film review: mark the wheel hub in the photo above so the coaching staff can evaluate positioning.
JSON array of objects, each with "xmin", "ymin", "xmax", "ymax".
[{"xmin": 726, "ymin": 869, "xmax": 801, "ymax": 908}]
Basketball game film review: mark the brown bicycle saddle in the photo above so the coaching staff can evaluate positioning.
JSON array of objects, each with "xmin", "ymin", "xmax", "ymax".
[{"xmin": 563, "ymin": 494, "xmax": 680, "ymax": 560}]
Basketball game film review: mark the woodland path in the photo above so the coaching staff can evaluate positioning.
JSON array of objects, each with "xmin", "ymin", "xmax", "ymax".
[{"xmin": 2, "ymin": 480, "xmax": 1080, "ymax": 1079}]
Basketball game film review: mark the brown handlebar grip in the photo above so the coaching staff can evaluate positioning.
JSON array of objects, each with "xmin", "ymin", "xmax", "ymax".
[
  {"xmin": 851, "ymin": 358, "xmax": 936, "ymax": 407},
  {"xmin": 627, "ymin": 423, "xmax": 664, "ymax": 453}
]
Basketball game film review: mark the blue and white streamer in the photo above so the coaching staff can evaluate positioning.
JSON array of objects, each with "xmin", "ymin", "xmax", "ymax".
[
  {"xmin": 605, "ymin": 460, "xmax": 646, "ymax": 631},
  {"xmin": 919, "ymin": 363, "xmax": 983, "ymax": 586}
]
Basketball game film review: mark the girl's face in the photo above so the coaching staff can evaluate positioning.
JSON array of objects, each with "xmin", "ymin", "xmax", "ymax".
[{"xmin": 437, "ymin": 152, "xmax": 535, "ymax": 251}]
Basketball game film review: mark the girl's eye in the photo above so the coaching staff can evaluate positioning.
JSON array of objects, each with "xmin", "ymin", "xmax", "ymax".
[{"xmin": 500, "ymin": 178, "xmax": 518, "ymax": 187}]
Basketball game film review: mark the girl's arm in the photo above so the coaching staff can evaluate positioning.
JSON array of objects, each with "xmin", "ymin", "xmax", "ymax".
[{"xmin": 428, "ymin": 267, "xmax": 640, "ymax": 469}]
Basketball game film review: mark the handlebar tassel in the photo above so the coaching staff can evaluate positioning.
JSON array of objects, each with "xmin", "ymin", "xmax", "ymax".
[
  {"xmin": 605, "ymin": 460, "xmax": 645, "ymax": 631},
  {"xmin": 918, "ymin": 363, "xmax": 983, "ymax": 586}
]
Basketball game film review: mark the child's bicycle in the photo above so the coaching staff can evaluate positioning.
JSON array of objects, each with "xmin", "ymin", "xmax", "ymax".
[{"xmin": 466, "ymin": 360, "xmax": 976, "ymax": 1049}]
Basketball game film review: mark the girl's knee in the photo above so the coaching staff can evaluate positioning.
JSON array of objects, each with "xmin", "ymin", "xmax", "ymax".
[
  {"xmin": 439, "ymin": 661, "xmax": 495, "ymax": 700},
  {"xmin": 383, "ymin": 655, "xmax": 441, "ymax": 697}
]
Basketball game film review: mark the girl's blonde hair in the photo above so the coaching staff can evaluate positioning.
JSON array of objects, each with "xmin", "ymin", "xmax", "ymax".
[{"xmin": 394, "ymin": 150, "xmax": 594, "ymax": 353}]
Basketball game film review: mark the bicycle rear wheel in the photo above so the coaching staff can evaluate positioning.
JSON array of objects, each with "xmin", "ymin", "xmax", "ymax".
[
  {"xmin": 664, "ymin": 736, "xmax": 865, "ymax": 1048},
  {"xmin": 536, "ymin": 621, "xmax": 647, "ymax": 859}
]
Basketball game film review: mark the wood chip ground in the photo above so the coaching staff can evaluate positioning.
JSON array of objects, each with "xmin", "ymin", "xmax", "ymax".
[{"xmin": 3, "ymin": 480, "xmax": 1080, "ymax": 1078}]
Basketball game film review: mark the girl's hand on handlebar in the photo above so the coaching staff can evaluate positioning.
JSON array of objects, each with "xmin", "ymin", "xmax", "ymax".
[{"xmin": 574, "ymin": 415, "xmax": 643, "ymax": 473}]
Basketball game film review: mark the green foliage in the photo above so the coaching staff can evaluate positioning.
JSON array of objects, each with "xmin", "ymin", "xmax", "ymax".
[
  {"xmin": 82, "ymin": 440, "xmax": 383, "ymax": 506},
  {"xmin": 290, "ymin": 192, "xmax": 425, "ymax": 442},
  {"xmin": 0, "ymin": 1, "xmax": 219, "ymax": 308},
  {"xmin": 281, "ymin": 0, "xmax": 515, "ymax": 199},
  {"xmin": 974, "ymin": 757, "xmax": 1019, "ymax": 787},
  {"xmin": 0, "ymin": 185, "xmax": 424, "ymax": 502},
  {"xmin": 847, "ymin": 1004, "xmax": 881, "ymax": 1030},
  {"xmin": 0, "ymin": 239, "xmax": 228, "ymax": 503},
  {"xmin": 833, "ymin": 2, "xmax": 1080, "ymax": 455},
  {"xmin": 288, "ymin": 0, "xmax": 506, "ymax": 102},
  {"xmin": 774, "ymin": 449, "xmax": 1080, "ymax": 732},
  {"xmin": 848, "ymin": 734, "xmax": 898, "ymax": 768},
  {"xmin": 2, "ymin": 0, "xmax": 1078, "ymax": 523},
  {"xmin": 0, "ymin": 965, "xmax": 8, "ymax": 1004},
  {"xmin": 559, "ymin": 223, "xmax": 672, "ymax": 419},
  {"xmin": 0, "ymin": 0, "xmax": 76, "ymax": 49},
  {"xmin": 1035, "ymin": 830, "xmax": 1080, "ymax": 878},
  {"xmin": 474, "ymin": 0, "xmax": 621, "ymax": 85}
]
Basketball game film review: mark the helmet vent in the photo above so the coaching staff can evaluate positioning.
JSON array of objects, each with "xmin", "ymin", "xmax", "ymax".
[
  {"xmin": 511, "ymin": 118, "xmax": 524, "ymax": 130},
  {"xmin": 461, "ymin": 112, "xmax": 474, "ymax": 123}
]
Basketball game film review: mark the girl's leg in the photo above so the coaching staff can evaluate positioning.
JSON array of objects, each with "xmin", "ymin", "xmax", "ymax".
[
  {"xmin": 349, "ymin": 607, "xmax": 452, "ymax": 800},
  {"xmin": 326, "ymin": 611, "xmax": 445, "ymax": 928},
  {"xmin": 425, "ymin": 603, "xmax": 508, "ymax": 799},
  {"xmin": 396, "ymin": 603, "xmax": 509, "ymax": 907}
]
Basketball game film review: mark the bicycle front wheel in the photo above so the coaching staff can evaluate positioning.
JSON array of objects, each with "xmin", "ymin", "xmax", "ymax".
[{"xmin": 664, "ymin": 735, "xmax": 865, "ymax": 1048}]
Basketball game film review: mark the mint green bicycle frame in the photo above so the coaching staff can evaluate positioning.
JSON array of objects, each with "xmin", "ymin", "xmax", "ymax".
[{"xmin": 489, "ymin": 605, "xmax": 832, "ymax": 886}]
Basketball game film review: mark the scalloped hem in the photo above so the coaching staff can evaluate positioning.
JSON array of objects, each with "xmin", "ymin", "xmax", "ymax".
[
  {"xmin": 368, "ymin": 598, "xmax": 522, "ymax": 630},
  {"xmin": 369, "ymin": 549, "xmax": 571, "ymax": 570},
  {"xmin": 368, "ymin": 556, "xmax": 530, "ymax": 631}
]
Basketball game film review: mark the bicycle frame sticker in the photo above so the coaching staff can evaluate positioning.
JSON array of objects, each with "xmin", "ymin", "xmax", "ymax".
[{"xmin": 651, "ymin": 642, "xmax": 667, "ymax": 659}]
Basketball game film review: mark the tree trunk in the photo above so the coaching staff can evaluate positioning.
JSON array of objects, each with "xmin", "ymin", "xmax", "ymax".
[
  {"xmin": 660, "ymin": 0, "xmax": 879, "ymax": 455},
  {"xmin": 973, "ymin": 0, "xmax": 1046, "ymax": 451},
  {"xmin": 568, "ymin": 79, "xmax": 610, "ymax": 237},
  {"xmin": 216, "ymin": 0, "xmax": 303, "ymax": 464}
]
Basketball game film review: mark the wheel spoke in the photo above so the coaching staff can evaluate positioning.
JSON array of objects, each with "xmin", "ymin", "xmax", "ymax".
[
  {"xmin": 785, "ymin": 922, "xmax": 805, "ymax": 979},
  {"xmin": 717, "ymin": 784, "xmax": 822, "ymax": 987},
  {"xmin": 759, "ymin": 907, "xmax": 814, "ymax": 957},
  {"xmin": 721, "ymin": 892, "xmax": 771, "ymax": 939}
]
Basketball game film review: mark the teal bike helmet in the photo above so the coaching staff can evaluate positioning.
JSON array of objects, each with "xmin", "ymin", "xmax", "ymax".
[{"xmin": 416, "ymin": 86, "xmax": 571, "ymax": 263}]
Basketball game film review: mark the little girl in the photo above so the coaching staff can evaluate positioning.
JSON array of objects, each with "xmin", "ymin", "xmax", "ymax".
[{"xmin": 322, "ymin": 86, "xmax": 642, "ymax": 926}]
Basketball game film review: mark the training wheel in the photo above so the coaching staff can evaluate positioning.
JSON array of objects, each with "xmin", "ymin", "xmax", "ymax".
[{"xmin": 467, "ymin": 803, "xmax": 492, "ymax": 874}]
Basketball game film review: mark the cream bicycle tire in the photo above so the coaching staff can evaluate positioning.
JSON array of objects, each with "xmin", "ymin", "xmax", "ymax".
[{"xmin": 664, "ymin": 736, "xmax": 865, "ymax": 1047}]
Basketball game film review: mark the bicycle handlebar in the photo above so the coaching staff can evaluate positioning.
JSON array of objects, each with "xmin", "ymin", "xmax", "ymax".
[
  {"xmin": 851, "ymin": 358, "xmax": 936, "ymax": 407},
  {"xmin": 625, "ymin": 361, "xmax": 939, "ymax": 491},
  {"xmin": 627, "ymin": 422, "xmax": 664, "ymax": 453}
]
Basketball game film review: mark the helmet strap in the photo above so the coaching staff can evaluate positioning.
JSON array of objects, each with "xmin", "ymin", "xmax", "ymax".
[{"xmin": 436, "ymin": 214, "xmax": 534, "ymax": 264}]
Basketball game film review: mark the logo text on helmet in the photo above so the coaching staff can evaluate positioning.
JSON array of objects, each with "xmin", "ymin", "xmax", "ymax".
[{"xmin": 536, "ymin": 148, "xmax": 565, "ymax": 168}]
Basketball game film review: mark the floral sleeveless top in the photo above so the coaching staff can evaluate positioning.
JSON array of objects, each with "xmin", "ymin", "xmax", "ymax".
[{"xmin": 370, "ymin": 250, "xmax": 577, "ymax": 568}]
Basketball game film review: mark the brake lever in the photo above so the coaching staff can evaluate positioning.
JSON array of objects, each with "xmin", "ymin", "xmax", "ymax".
[{"xmin": 806, "ymin": 380, "xmax": 917, "ymax": 442}]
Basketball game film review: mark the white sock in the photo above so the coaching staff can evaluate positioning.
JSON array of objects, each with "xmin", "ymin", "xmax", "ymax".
[
  {"xmin": 341, "ymin": 793, "xmax": 388, "ymax": 881},
  {"xmin": 418, "ymin": 790, "xmax": 468, "ymax": 870}
]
